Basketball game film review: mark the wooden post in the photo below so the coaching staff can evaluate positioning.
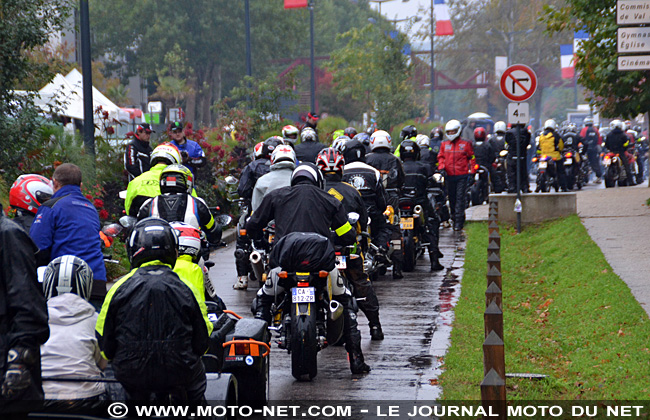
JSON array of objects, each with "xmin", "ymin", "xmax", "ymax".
[
  {"xmin": 484, "ymin": 300, "xmax": 503, "ymax": 339},
  {"xmin": 486, "ymin": 282, "xmax": 502, "ymax": 309},
  {"xmin": 481, "ymin": 369, "xmax": 507, "ymax": 420}
]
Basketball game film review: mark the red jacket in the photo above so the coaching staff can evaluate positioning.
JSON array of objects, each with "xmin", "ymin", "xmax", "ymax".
[{"xmin": 438, "ymin": 138, "xmax": 476, "ymax": 176}]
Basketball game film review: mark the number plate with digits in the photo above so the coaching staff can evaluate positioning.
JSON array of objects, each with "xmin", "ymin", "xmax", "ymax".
[
  {"xmin": 400, "ymin": 217, "xmax": 414, "ymax": 230},
  {"xmin": 539, "ymin": 161, "xmax": 548, "ymax": 169},
  {"xmin": 292, "ymin": 287, "xmax": 315, "ymax": 303},
  {"xmin": 336, "ymin": 255, "xmax": 347, "ymax": 269},
  {"xmin": 564, "ymin": 158, "xmax": 573, "ymax": 165}
]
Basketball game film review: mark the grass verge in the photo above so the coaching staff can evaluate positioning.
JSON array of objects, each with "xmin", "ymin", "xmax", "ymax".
[{"xmin": 439, "ymin": 215, "xmax": 650, "ymax": 400}]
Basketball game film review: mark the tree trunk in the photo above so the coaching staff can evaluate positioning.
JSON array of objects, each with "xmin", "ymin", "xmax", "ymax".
[
  {"xmin": 185, "ymin": 76, "xmax": 197, "ymax": 123},
  {"xmin": 201, "ymin": 64, "xmax": 214, "ymax": 127}
]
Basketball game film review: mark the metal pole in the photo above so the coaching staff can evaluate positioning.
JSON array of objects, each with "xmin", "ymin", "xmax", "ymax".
[
  {"xmin": 430, "ymin": 0, "xmax": 435, "ymax": 121},
  {"xmin": 309, "ymin": 0, "xmax": 316, "ymax": 112},
  {"xmin": 573, "ymin": 74, "xmax": 578, "ymax": 108},
  {"xmin": 515, "ymin": 124, "xmax": 522, "ymax": 233},
  {"xmin": 79, "ymin": 0, "xmax": 95, "ymax": 161},
  {"xmin": 245, "ymin": 0, "xmax": 252, "ymax": 77}
]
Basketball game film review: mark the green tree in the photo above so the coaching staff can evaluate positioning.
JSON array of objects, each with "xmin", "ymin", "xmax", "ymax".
[{"xmin": 543, "ymin": 0, "xmax": 647, "ymax": 118}]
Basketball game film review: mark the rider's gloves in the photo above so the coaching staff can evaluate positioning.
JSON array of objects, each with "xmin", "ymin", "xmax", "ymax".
[{"xmin": 1, "ymin": 347, "xmax": 37, "ymax": 399}]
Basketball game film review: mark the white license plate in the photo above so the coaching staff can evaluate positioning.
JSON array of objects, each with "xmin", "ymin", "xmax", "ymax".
[
  {"xmin": 604, "ymin": 158, "xmax": 611, "ymax": 167},
  {"xmin": 336, "ymin": 255, "xmax": 347, "ymax": 269},
  {"xmin": 292, "ymin": 287, "xmax": 315, "ymax": 303},
  {"xmin": 539, "ymin": 161, "xmax": 548, "ymax": 169},
  {"xmin": 564, "ymin": 158, "xmax": 573, "ymax": 165}
]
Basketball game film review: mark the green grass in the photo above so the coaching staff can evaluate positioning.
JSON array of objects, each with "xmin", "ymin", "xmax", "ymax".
[{"xmin": 439, "ymin": 215, "xmax": 650, "ymax": 400}]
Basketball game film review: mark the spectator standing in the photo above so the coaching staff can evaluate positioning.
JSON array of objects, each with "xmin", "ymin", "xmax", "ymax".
[
  {"xmin": 169, "ymin": 122, "xmax": 206, "ymax": 178},
  {"xmin": 124, "ymin": 123, "xmax": 154, "ymax": 182}
]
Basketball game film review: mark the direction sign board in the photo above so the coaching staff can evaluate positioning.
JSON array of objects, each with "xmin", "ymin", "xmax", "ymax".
[
  {"xmin": 617, "ymin": 0, "xmax": 650, "ymax": 25},
  {"xmin": 618, "ymin": 27, "xmax": 650, "ymax": 53},
  {"xmin": 507, "ymin": 102, "xmax": 530, "ymax": 125},
  {"xmin": 499, "ymin": 64, "xmax": 537, "ymax": 102},
  {"xmin": 618, "ymin": 54, "xmax": 650, "ymax": 70}
]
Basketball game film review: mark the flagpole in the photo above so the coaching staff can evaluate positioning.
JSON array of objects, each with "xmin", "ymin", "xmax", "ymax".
[{"xmin": 430, "ymin": 0, "xmax": 435, "ymax": 122}]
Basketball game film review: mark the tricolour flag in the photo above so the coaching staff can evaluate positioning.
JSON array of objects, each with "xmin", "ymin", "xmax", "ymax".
[
  {"xmin": 560, "ymin": 44, "xmax": 574, "ymax": 79},
  {"xmin": 574, "ymin": 30, "xmax": 589, "ymax": 55},
  {"xmin": 284, "ymin": 0, "xmax": 308, "ymax": 9},
  {"xmin": 433, "ymin": 0, "xmax": 454, "ymax": 36}
]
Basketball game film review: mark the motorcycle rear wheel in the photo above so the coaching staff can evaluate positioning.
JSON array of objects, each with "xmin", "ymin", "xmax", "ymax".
[
  {"xmin": 604, "ymin": 169, "xmax": 615, "ymax": 188},
  {"xmin": 537, "ymin": 173, "xmax": 548, "ymax": 193},
  {"xmin": 402, "ymin": 230, "xmax": 416, "ymax": 272},
  {"xmin": 290, "ymin": 307, "xmax": 318, "ymax": 381}
]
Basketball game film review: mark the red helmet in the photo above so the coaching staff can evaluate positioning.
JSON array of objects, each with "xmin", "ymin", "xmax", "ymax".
[
  {"xmin": 10, "ymin": 174, "xmax": 54, "ymax": 214},
  {"xmin": 474, "ymin": 127, "xmax": 487, "ymax": 142},
  {"xmin": 316, "ymin": 147, "xmax": 345, "ymax": 175}
]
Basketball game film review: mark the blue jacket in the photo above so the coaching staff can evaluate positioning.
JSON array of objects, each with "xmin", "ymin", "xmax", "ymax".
[
  {"xmin": 170, "ymin": 139, "xmax": 205, "ymax": 177},
  {"xmin": 30, "ymin": 184, "xmax": 107, "ymax": 281}
]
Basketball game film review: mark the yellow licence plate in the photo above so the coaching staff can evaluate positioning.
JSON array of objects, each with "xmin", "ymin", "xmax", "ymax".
[{"xmin": 400, "ymin": 217, "xmax": 414, "ymax": 230}]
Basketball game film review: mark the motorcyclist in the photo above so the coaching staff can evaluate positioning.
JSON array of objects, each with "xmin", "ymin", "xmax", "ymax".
[
  {"xmin": 537, "ymin": 119, "xmax": 566, "ymax": 191},
  {"xmin": 303, "ymin": 111, "xmax": 319, "ymax": 131},
  {"xmin": 295, "ymin": 127, "xmax": 326, "ymax": 163},
  {"xmin": 40, "ymin": 256, "xmax": 106, "ymax": 407},
  {"xmin": 400, "ymin": 125, "xmax": 418, "ymax": 141},
  {"xmin": 136, "ymin": 164, "xmax": 222, "ymax": 245},
  {"xmin": 398, "ymin": 140, "xmax": 444, "ymax": 271},
  {"xmin": 344, "ymin": 127, "xmax": 358, "ymax": 139},
  {"xmin": 491, "ymin": 121, "xmax": 507, "ymax": 153},
  {"xmin": 316, "ymin": 148, "xmax": 384, "ymax": 341},
  {"xmin": 605, "ymin": 119, "xmax": 635, "ymax": 185},
  {"xmin": 473, "ymin": 127, "xmax": 497, "ymax": 191},
  {"xmin": 353, "ymin": 132, "xmax": 372, "ymax": 154},
  {"xmin": 124, "ymin": 123, "xmax": 154, "ymax": 182},
  {"xmin": 331, "ymin": 135, "xmax": 350, "ymax": 153},
  {"xmin": 96, "ymin": 218, "xmax": 211, "ymax": 401},
  {"xmin": 124, "ymin": 143, "xmax": 182, "ymax": 217},
  {"xmin": 366, "ymin": 130, "xmax": 405, "ymax": 278},
  {"xmin": 252, "ymin": 145, "xmax": 297, "ymax": 211},
  {"xmin": 437, "ymin": 119, "xmax": 475, "ymax": 231},
  {"xmin": 9, "ymin": 174, "xmax": 53, "ymax": 232},
  {"xmin": 633, "ymin": 125, "xmax": 647, "ymax": 180},
  {"xmin": 246, "ymin": 163, "xmax": 370, "ymax": 374},
  {"xmin": 282, "ymin": 124, "xmax": 300, "ymax": 146},
  {"xmin": 562, "ymin": 123, "xmax": 582, "ymax": 188},
  {"xmin": 168, "ymin": 121, "xmax": 206, "ymax": 178},
  {"xmin": 505, "ymin": 123, "xmax": 531, "ymax": 194},
  {"xmin": 416, "ymin": 134, "xmax": 438, "ymax": 174}
]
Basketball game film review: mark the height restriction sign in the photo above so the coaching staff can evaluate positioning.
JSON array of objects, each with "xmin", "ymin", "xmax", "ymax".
[{"xmin": 499, "ymin": 64, "xmax": 538, "ymax": 102}]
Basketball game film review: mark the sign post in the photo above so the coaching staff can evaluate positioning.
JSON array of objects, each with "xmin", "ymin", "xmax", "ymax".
[{"xmin": 500, "ymin": 64, "xmax": 537, "ymax": 233}]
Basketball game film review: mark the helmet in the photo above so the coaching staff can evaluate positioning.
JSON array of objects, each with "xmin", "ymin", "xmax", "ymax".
[
  {"xmin": 352, "ymin": 132, "xmax": 370, "ymax": 146},
  {"xmin": 343, "ymin": 127, "xmax": 357, "ymax": 139},
  {"xmin": 399, "ymin": 139, "xmax": 420, "ymax": 161},
  {"xmin": 151, "ymin": 143, "xmax": 182, "ymax": 166},
  {"xmin": 633, "ymin": 125, "xmax": 642, "ymax": 133},
  {"xmin": 415, "ymin": 134, "xmax": 430, "ymax": 147},
  {"xmin": 400, "ymin": 125, "xmax": 418, "ymax": 140},
  {"xmin": 430, "ymin": 127, "xmax": 443, "ymax": 139},
  {"xmin": 127, "ymin": 217, "xmax": 178, "ymax": 269},
  {"xmin": 332, "ymin": 129, "xmax": 345, "ymax": 140},
  {"xmin": 331, "ymin": 135, "xmax": 349, "ymax": 151},
  {"xmin": 301, "ymin": 127, "xmax": 317, "ymax": 142},
  {"xmin": 474, "ymin": 127, "xmax": 487, "ymax": 142},
  {"xmin": 160, "ymin": 164, "xmax": 194, "ymax": 194},
  {"xmin": 262, "ymin": 136, "xmax": 284, "ymax": 158},
  {"xmin": 365, "ymin": 125, "xmax": 376, "ymax": 136},
  {"xmin": 42, "ymin": 255, "xmax": 93, "ymax": 301},
  {"xmin": 270, "ymin": 145, "xmax": 297, "ymax": 165},
  {"xmin": 316, "ymin": 147, "xmax": 345, "ymax": 175},
  {"xmin": 282, "ymin": 125, "xmax": 300, "ymax": 143},
  {"xmin": 340, "ymin": 139, "xmax": 366, "ymax": 163},
  {"xmin": 543, "ymin": 119, "xmax": 557, "ymax": 131},
  {"xmin": 290, "ymin": 162, "xmax": 324, "ymax": 189},
  {"xmin": 624, "ymin": 120, "xmax": 632, "ymax": 130},
  {"xmin": 583, "ymin": 117, "xmax": 594, "ymax": 126},
  {"xmin": 253, "ymin": 141, "xmax": 265, "ymax": 159},
  {"xmin": 610, "ymin": 119, "xmax": 623, "ymax": 130},
  {"xmin": 494, "ymin": 121, "xmax": 507, "ymax": 134},
  {"xmin": 10, "ymin": 174, "xmax": 53, "ymax": 214},
  {"xmin": 369, "ymin": 130, "xmax": 392, "ymax": 151},
  {"xmin": 169, "ymin": 222, "xmax": 202, "ymax": 262},
  {"xmin": 566, "ymin": 122, "xmax": 578, "ymax": 133},
  {"xmin": 444, "ymin": 120, "xmax": 462, "ymax": 141}
]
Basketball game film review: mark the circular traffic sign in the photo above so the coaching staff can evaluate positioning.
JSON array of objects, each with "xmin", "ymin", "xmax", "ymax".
[{"xmin": 499, "ymin": 64, "xmax": 537, "ymax": 102}]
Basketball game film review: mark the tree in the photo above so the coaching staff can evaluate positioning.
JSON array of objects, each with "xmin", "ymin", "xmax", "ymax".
[
  {"xmin": 543, "ymin": 0, "xmax": 648, "ymax": 118},
  {"xmin": 328, "ymin": 23, "xmax": 423, "ymax": 130}
]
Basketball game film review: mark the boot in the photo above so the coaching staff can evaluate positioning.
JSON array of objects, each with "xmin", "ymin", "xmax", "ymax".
[
  {"xmin": 349, "ymin": 349, "xmax": 371, "ymax": 374},
  {"xmin": 233, "ymin": 276, "xmax": 248, "ymax": 290},
  {"xmin": 370, "ymin": 325, "xmax": 384, "ymax": 341},
  {"xmin": 431, "ymin": 258, "xmax": 444, "ymax": 271},
  {"xmin": 339, "ymin": 294, "xmax": 371, "ymax": 373},
  {"xmin": 252, "ymin": 294, "xmax": 273, "ymax": 324},
  {"xmin": 392, "ymin": 262, "xmax": 403, "ymax": 280}
]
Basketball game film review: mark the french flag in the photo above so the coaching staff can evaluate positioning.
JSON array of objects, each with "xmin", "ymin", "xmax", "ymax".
[
  {"xmin": 560, "ymin": 44, "xmax": 574, "ymax": 79},
  {"xmin": 434, "ymin": 0, "xmax": 454, "ymax": 36}
]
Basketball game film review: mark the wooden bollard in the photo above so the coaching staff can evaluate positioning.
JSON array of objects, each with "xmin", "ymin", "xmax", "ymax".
[
  {"xmin": 488, "ymin": 227, "xmax": 501, "ymax": 249},
  {"xmin": 484, "ymin": 300, "xmax": 503, "ymax": 339},
  {"xmin": 485, "ymin": 281, "xmax": 502, "ymax": 309},
  {"xmin": 481, "ymin": 368, "xmax": 507, "ymax": 420},
  {"xmin": 487, "ymin": 248, "xmax": 501, "ymax": 278},
  {"xmin": 486, "ymin": 262, "xmax": 502, "ymax": 291},
  {"xmin": 483, "ymin": 330, "xmax": 505, "ymax": 378}
]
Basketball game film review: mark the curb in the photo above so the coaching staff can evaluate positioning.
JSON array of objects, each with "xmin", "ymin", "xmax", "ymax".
[{"xmin": 222, "ymin": 227, "xmax": 237, "ymax": 245}]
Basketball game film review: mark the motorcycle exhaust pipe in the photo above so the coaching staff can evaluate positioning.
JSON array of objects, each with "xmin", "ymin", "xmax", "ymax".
[
  {"xmin": 250, "ymin": 250, "xmax": 265, "ymax": 283},
  {"xmin": 327, "ymin": 301, "xmax": 345, "ymax": 345},
  {"xmin": 414, "ymin": 204, "xmax": 423, "ymax": 222},
  {"xmin": 329, "ymin": 300, "xmax": 344, "ymax": 321}
]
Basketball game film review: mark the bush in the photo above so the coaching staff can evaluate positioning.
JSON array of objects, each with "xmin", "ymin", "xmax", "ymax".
[
  {"xmin": 317, "ymin": 116, "xmax": 348, "ymax": 144},
  {"xmin": 389, "ymin": 118, "xmax": 442, "ymax": 144}
]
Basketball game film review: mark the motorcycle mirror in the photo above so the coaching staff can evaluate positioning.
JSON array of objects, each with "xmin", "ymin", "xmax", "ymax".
[
  {"xmin": 347, "ymin": 212, "xmax": 360, "ymax": 225},
  {"xmin": 118, "ymin": 190, "xmax": 127, "ymax": 199},
  {"xmin": 102, "ymin": 223, "xmax": 123, "ymax": 237},
  {"xmin": 527, "ymin": 144, "xmax": 532, "ymax": 150},
  {"xmin": 216, "ymin": 214, "xmax": 233, "ymax": 226},
  {"xmin": 225, "ymin": 176, "xmax": 238, "ymax": 185},
  {"xmin": 119, "ymin": 215, "xmax": 137, "ymax": 230}
]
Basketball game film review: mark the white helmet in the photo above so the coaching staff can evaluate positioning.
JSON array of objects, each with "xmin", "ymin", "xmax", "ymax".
[
  {"xmin": 253, "ymin": 141, "xmax": 265, "ymax": 159},
  {"xmin": 444, "ymin": 120, "xmax": 462, "ymax": 141},
  {"xmin": 150, "ymin": 143, "xmax": 182, "ymax": 166},
  {"xmin": 282, "ymin": 124, "xmax": 300, "ymax": 143},
  {"xmin": 331, "ymin": 135, "xmax": 349, "ymax": 152},
  {"xmin": 415, "ymin": 134, "xmax": 430, "ymax": 147},
  {"xmin": 583, "ymin": 116, "xmax": 594, "ymax": 126},
  {"xmin": 369, "ymin": 130, "xmax": 392, "ymax": 151},
  {"xmin": 270, "ymin": 144, "xmax": 297, "ymax": 166},
  {"xmin": 544, "ymin": 119, "xmax": 557, "ymax": 131},
  {"xmin": 610, "ymin": 119, "xmax": 623, "ymax": 130},
  {"xmin": 494, "ymin": 121, "xmax": 507, "ymax": 134},
  {"xmin": 301, "ymin": 127, "xmax": 317, "ymax": 142}
]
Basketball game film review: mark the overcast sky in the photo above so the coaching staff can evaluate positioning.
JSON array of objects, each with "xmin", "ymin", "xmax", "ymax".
[{"xmin": 370, "ymin": 0, "xmax": 435, "ymax": 48}]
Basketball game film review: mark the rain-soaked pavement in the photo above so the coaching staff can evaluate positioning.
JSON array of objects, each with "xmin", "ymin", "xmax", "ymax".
[{"xmin": 209, "ymin": 227, "xmax": 465, "ymax": 401}]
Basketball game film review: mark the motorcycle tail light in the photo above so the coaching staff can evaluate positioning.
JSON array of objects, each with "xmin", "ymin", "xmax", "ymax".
[
  {"xmin": 542, "ymin": 155, "xmax": 548, "ymax": 160},
  {"xmin": 278, "ymin": 271, "xmax": 288, "ymax": 279},
  {"xmin": 566, "ymin": 152, "xmax": 572, "ymax": 158},
  {"xmin": 319, "ymin": 270, "xmax": 329, "ymax": 278},
  {"xmin": 401, "ymin": 204, "xmax": 411, "ymax": 210},
  {"xmin": 297, "ymin": 282, "xmax": 310, "ymax": 287},
  {"xmin": 239, "ymin": 229, "xmax": 247, "ymax": 236},
  {"xmin": 234, "ymin": 343, "xmax": 250, "ymax": 355},
  {"xmin": 532, "ymin": 157, "xmax": 538, "ymax": 163},
  {"xmin": 474, "ymin": 164, "xmax": 479, "ymax": 171}
]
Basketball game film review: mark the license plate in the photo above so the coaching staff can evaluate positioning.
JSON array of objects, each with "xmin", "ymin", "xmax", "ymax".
[
  {"xmin": 336, "ymin": 255, "xmax": 347, "ymax": 269},
  {"xmin": 604, "ymin": 158, "xmax": 611, "ymax": 166},
  {"xmin": 400, "ymin": 217, "xmax": 414, "ymax": 230},
  {"xmin": 539, "ymin": 161, "xmax": 548, "ymax": 169},
  {"xmin": 292, "ymin": 287, "xmax": 315, "ymax": 303},
  {"xmin": 564, "ymin": 158, "xmax": 573, "ymax": 165}
]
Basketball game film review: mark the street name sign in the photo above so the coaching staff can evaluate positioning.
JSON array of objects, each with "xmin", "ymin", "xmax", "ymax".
[
  {"xmin": 617, "ymin": 0, "xmax": 650, "ymax": 25},
  {"xmin": 507, "ymin": 102, "xmax": 529, "ymax": 125},
  {"xmin": 618, "ymin": 27, "xmax": 650, "ymax": 53},
  {"xmin": 618, "ymin": 54, "xmax": 650, "ymax": 70},
  {"xmin": 499, "ymin": 64, "xmax": 537, "ymax": 102}
]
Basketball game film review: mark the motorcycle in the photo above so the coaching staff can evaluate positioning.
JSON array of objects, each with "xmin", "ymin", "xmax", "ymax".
[
  {"xmin": 576, "ymin": 142, "xmax": 591, "ymax": 187},
  {"xmin": 561, "ymin": 148, "xmax": 581, "ymax": 190},
  {"xmin": 493, "ymin": 150, "xmax": 508, "ymax": 193},
  {"xmin": 602, "ymin": 152, "xmax": 627, "ymax": 188},
  {"xmin": 428, "ymin": 172, "xmax": 450, "ymax": 224},
  {"xmin": 533, "ymin": 154, "xmax": 559, "ymax": 193},
  {"xmin": 398, "ymin": 188, "xmax": 427, "ymax": 272},
  {"xmin": 469, "ymin": 164, "xmax": 490, "ymax": 206}
]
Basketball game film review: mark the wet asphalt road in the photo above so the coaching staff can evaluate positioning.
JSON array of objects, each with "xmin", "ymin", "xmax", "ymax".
[{"xmin": 208, "ymin": 228, "xmax": 465, "ymax": 401}]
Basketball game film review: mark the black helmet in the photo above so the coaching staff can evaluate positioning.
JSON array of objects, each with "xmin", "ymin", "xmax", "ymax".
[
  {"xmin": 291, "ymin": 162, "xmax": 324, "ymax": 189},
  {"xmin": 353, "ymin": 132, "xmax": 370, "ymax": 146},
  {"xmin": 400, "ymin": 125, "xmax": 418, "ymax": 140},
  {"xmin": 127, "ymin": 217, "xmax": 179, "ymax": 269},
  {"xmin": 262, "ymin": 136, "xmax": 285, "ymax": 159},
  {"xmin": 43, "ymin": 255, "xmax": 94, "ymax": 301},
  {"xmin": 399, "ymin": 139, "xmax": 420, "ymax": 161},
  {"xmin": 340, "ymin": 139, "xmax": 366, "ymax": 163},
  {"xmin": 343, "ymin": 127, "xmax": 358, "ymax": 139},
  {"xmin": 160, "ymin": 164, "xmax": 194, "ymax": 194}
]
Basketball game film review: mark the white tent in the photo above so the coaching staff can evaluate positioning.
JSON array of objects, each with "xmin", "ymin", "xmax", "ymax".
[{"xmin": 64, "ymin": 69, "xmax": 130, "ymax": 121}]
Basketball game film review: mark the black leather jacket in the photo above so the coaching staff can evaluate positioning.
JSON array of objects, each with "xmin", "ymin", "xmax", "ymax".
[
  {"xmin": 605, "ymin": 128, "xmax": 629, "ymax": 153},
  {"xmin": 324, "ymin": 174, "xmax": 368, "ymax": 234},
  {"xmin": 238, "ymin": 158, "xmax": 271, "ymax": 200},
  {"xmin": 402, "ymin": 160, "xmax": 431, "ymax": 200},
  {"xmin": 365, "ymin": 149, "xmax": 405, "ymax": 190},
  {"xmin": 295, "ymin": 141, "xmax": 327, "ymax": 164},
  {"xmin": 474, "ymin": 140, "xmax": 496, "ymax": 167},
  {"xmin": 124, "ymin": 138, "xmax": 152, "ymax": 181}
]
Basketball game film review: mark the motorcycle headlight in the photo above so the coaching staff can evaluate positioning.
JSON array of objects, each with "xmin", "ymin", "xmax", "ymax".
[{"xmin": 433, "ymin": 173, "xmax": 443, "ymax": 183}]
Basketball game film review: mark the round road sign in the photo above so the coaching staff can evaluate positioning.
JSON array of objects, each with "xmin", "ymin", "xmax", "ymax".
[{"xmin": 499, "ymin": 64, "xmax": 537, "ymax": 102}]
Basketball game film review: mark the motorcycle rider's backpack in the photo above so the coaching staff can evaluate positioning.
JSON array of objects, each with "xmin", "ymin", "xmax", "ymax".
[{"xmin": 584, "ymin": 126, "xmax": 598, "ymax": 146}]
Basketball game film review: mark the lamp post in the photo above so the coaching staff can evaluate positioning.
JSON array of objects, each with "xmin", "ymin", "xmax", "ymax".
[
  {"xmin": 309, "ymin": 0, "xmax": 316, "ymax": 112},
  {"xmin": 79, "ymin": 0, "xmax": 95, "ymax": 162},
  {"xmin": 369, "ymin": 0, "xmax": 395, "ymax": 16},
  {"xmin": 430, "ymin": 0, "xmax": 435, "ymax": 122},
  {"xmin": 245, "ymin": 0, "xmax": 252, "ymax": 77}
]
